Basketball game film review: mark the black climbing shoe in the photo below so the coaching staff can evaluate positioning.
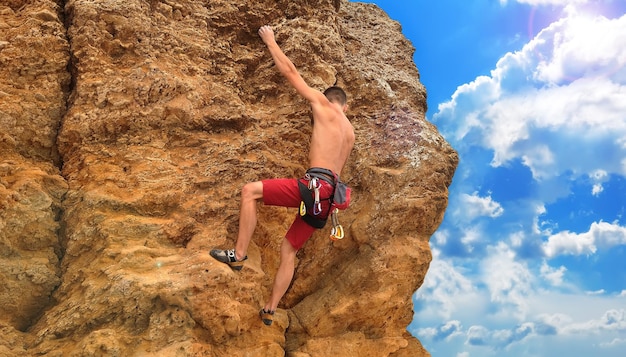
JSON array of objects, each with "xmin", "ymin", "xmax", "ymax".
[
  {"xmin": 210, "ymin": 249, "xmax": 247, "ymax": 271},
  {"xmin": 259, "ymin": 308, "xmax": 275, "ymax": 326}
]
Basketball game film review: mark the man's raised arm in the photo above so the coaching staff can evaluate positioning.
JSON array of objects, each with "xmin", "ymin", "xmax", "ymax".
[{"xmin": 258, "ymin": 25, "xmax": 324, "ymax": 104}]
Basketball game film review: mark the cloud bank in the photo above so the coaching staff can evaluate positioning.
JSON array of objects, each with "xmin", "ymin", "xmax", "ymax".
[
  {"xmin": 414, "ymin": 1, "xmax": 626, "ymax": 355},
  {"xmin": 435, "ymin": 10, "xmax": 626, "ymax": 181}
]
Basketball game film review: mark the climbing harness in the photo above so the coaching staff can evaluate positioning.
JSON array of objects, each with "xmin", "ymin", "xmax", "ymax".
[
  {"xmin": 298, "ymin": 168, "xmax": 351, "ymax": 240},
  {"xmin": 297, "ymin": 169, "xmax": 333, "ymax": 229}
]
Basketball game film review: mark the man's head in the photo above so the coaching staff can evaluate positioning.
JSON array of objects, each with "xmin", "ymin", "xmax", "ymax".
[{"xmin": 324, "ymin": 86, "xmax": 347, "ymax": 106}]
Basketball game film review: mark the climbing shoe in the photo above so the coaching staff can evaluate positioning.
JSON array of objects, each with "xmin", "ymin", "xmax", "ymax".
[
  {"xmin": 210, "ymin": 249, "xmax": 247, "ymax": 271},
  {"xmin": 259, "ymin": 308, "xmax": 275, "ymax": 326}
]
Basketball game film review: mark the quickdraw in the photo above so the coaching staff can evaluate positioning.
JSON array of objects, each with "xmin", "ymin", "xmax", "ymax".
[
  {"xmin": 329, "ymin": 208, "xmax": 344, "ymax": 241},
  {"xmin": 307, "ymin": 175, "xmax": 323, "ymax": 215}
]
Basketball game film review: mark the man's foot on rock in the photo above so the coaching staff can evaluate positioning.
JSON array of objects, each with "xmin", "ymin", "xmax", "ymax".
[
  {"xmin": 259, "ymin": 308, "xmax": 275, "ymax": 326},
  {"xmin": 210, "ymin": 249, "xmax": 247, "ymax": 271}
]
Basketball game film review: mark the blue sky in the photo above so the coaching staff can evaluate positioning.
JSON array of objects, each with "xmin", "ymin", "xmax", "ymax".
[{"xmin": 354, "ymin": 0, "xmax": 626, "ymax": 356}]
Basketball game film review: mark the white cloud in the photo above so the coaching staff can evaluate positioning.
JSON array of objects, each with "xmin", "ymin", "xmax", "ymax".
[
  {"xmin": 542, "ymin": 221, "xmax": 626, "ymax": 258},
  {"xmin": 600, "ymin": 338, "xmax": 626, "ymax": 348},
  {"xmin": 465, "ymin": 308, "xmax": 626, "ymax": 347},
  {"xmin": 535, "ymin": 312, "xmax": 573, "ymax": 330},
  {"xmin": 590, "ymin": 169, "xmax": 608, "ymax": 196},
  {"xmin": 434, "ymin": 10, "xmax": 626, "ymax": 181},
  {"xmin": 416, "ymin": 320, "xmax": 464, "ymax": 341},
  {"xmin": 533, "ymin": 11, "xmax": 626, "ymax": 85},
  {"xmin": 510, "ymin": 0, "xmax": 586, "ymax": 6},
  {"xmin": 460, "ymin": 228, "xmax": 482, "ymax": 252},
  {"xmin": 431, "ymin": 226, "xmax": 488, "ymax": 256},
  {"xmin": 590, "ymin": 169, "xmax": 609, "ymax": 181},
  {"xmin": 457, "ymin": 192, "xmax": 504, "ymax": 220},
  {"xmin": 413, "ymin": 251, "xmax": 626, "ymax": 353},
  {"xmin": 586, "ymin": 289, "xmax": 606, "ymax": 295},
  {"xmin": 481, "ymin": 243, "xmax": 534, "ymax": 318},
  {"xmin": 509, "ymin": 231, "xmax": 525, "ymax": 248},
  {"xmin": 591, "ymin": 183, "xmax": 604, "ymax": 195},
  {"xmin": 418, "ymin": 307, "xmax": 626, "ymax": 352},
  {"xmin": 414, "ymin": 249, "xmax": 478, "ymax": 319},
  {"xmin": 466, "ymin": 323, "xmax": 534, "ymax": 348},
  {"xmin": 562, "ymin": 309, "xmax": 626, "ymax": 334},
  {"xmin": 432, "ymin": 229, "xmax": 449, "ymax": 246},
  {"xmin": 540, "ymin": 261, "xmax": 567, "ymax": 286},
  {"xmin": 531, "ymin": 205, "xmax": 551, "ymax": 235}
]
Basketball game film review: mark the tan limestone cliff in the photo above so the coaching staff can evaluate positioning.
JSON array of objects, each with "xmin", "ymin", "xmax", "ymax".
[{"xmin": 0, "ymin": 0, "xmax": 458, "ymax": 356}]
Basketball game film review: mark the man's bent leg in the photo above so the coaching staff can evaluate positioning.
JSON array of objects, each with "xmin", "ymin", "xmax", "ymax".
[
  {"xmin": 234, "ymin": 181, "xmax": 263, "ymax": 261},
  {"xmin": 264, "ymin": 238, "xmax": 297, "ymax": 312}
]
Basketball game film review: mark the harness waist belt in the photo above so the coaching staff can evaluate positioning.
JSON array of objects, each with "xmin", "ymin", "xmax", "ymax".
[{"xmin": 306, "ymin": 167, "xmax": 336, "ymax": 185}]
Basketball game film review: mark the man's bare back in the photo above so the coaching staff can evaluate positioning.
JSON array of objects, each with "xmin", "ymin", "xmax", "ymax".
[{"xmin": 309, "ymin": 102, "xmax": 355, "ymax": 175}]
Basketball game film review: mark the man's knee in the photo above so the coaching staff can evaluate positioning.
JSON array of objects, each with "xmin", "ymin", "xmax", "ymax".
[
  {"xmin": 280, "ymin": 238, "xmax": 298, "ymax": 263},
  {"xmin": 241, "ymin": 181, "xmax": 263, "ymax": 202}
]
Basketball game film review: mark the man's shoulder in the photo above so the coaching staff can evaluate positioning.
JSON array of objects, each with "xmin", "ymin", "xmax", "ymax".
[
  {"xmin": 307, "ymin": 89, "xmax": 331, "ymax": 106},
  {"xmin": 311, "ymin": 108, "xmax": 344, "ymax": 125}
]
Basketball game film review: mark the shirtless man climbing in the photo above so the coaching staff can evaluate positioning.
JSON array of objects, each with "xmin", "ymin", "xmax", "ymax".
[{"xmin": 210, "ymin": 25, "xmax": 355, "ymax": 326}]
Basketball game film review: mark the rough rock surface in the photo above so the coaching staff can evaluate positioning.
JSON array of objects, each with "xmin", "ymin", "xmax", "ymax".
[{"xmin": 0, "ymin": 0, "xmax": 458, "ymax": 356}]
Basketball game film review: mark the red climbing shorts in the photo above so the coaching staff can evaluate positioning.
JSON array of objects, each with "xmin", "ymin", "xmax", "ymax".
[{"xmin": 262, "ymin": 177, "xmax": 334, "ymax": 250}]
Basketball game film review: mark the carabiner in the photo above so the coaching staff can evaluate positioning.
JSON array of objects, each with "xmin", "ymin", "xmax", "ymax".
[
  {"xmin": 314, "ymin": 185, "xmax": 320, "ymax": 201},
  {"xmin": 330, "ymin": 225, "xmax": 344, "ymax": 241},
  {"xmin": 299, "ymin": 201, "xmax": 306, "ymax": 216},
  {"xmin": 308, "ymin": 177, "xmax": 320, "ymax": 190},
  {"xmin": 313, "ymin": 202, "xmax": 322, "ymax": 215},
  {"xmin": 312, "ymin": 181, "xmax": 321, "ymax": 215}
]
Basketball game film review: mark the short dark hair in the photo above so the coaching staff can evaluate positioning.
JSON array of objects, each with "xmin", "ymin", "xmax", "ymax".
[{"xmin": 323, "ymin": 86, "xmax": 347, "ymax": 106}]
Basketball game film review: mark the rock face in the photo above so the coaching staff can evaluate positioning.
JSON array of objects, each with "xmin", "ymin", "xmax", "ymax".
[{"xmin": 0, "ymin": 0, "xmax": 458, "ymax": 356}]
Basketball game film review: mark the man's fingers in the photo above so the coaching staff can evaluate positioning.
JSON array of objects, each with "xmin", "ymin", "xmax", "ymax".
[{"xmin": 258, "ymin": 25, "xmax": 272, "ymax": 36}]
